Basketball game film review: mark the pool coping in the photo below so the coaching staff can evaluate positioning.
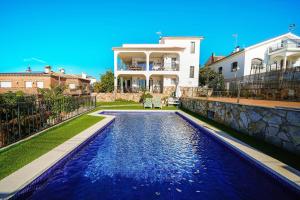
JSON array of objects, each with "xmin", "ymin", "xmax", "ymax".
[
  {"xmin": 0, "ymin": 112, "xmax": 115, "ymax": 200},
  {"xmin": 0, "ymin": 109, "xmax": 299, "ymax": 199}
]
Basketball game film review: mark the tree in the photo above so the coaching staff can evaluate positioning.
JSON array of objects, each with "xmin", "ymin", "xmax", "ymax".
[
  {"xmin": 199, "ymin": 67, "xmax": 225, "ymax": 91},
  {"xmin": 94, "ymin": 71, "xmax": 114, "ymax": 93}
]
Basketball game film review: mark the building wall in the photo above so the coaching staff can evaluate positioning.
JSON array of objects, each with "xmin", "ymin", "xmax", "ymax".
[
  {"xmin": 114, "ymin": 37, "xmax": 202, "ymax": 92},
  {"xmin": 209, "ymin": 35, "xmax": 297, "ymax": 79},
  {"xmin": 162, "ymin": 39, "xmax": 200, "ymax": 87},
  {"xmin": 0, "ymin": 74, "xmax": 90, "ymax": 95},
  {"xmin": 0, "ymin": 74, "xmax": 53, "ymax": 94},
  {"xmin": 209, "ymin": 51, "xmax": 246, "ymax": 80},
  {"xmin": 181, "ymin": 97, "xmax": 300, "ymax": 155}
]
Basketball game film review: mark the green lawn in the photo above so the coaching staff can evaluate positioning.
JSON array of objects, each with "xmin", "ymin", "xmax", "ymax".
[
  {"xmin": 0, "ymin": 114, "xmax": 104, "ymax": 180},
  {"xmin": 181, "ymin": 108, "xmax": 300, "ymax": 171}
]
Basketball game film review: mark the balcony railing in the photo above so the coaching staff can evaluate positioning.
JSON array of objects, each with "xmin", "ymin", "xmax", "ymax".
[
  {"xmin": 117, "ymin": 64, "xmax": 146, "ymax": 71},
  {"xmin": 150, "ymin": 63, "xmax": 179, "ymax": 71},
  {"xmin": 269, "ymin": 39, "xmax": 300, "ymax": 53}
]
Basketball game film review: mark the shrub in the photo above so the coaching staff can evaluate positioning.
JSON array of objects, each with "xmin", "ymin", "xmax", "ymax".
[
  {"xmin": 140, "ymin": 92, "xmax": 153, "ymax": 103},
  {"xmin": 94, "ymin": 71, "xmax": 114, "ymax": 93}
]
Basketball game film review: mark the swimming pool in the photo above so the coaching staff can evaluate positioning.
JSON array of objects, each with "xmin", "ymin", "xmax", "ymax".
[{"xmin": 15, "ymin": 112, "xmax": 299, "ymax": 199}]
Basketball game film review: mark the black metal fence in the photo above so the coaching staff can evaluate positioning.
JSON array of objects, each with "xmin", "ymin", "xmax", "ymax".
[
  {"xmin": 0, "ymin": 96, "xmax": 96, "ymax": 147},
  {"xmin": 185, "ymin": 67, "xmax": 300, "ymax": 101}
]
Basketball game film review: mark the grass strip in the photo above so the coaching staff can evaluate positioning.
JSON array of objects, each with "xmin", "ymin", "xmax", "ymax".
[
  {"xmin": 181, "ymin": 107, "xmax": 300, "ymax": 171},
  {"xmin": 0, "ymin": 114, "xmax": 104, "ymax": 180}
]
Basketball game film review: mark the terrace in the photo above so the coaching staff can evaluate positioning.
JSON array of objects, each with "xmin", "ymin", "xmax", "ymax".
[
  {"xmin": 0, "ymin": 99, "xmax": 299, "ymax": 199},
  {"xmin": 268, "ymin": 39, "xmax": 300, "ymax": 54}
]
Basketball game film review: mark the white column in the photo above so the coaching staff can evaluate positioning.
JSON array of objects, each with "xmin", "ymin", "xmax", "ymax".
[
  {"xmin": 146, "ymin": 52, "xmax": 150, "ymax": 71},
  {"xmin": 120, "ymin": 76, "xmax": 124, "ymax": 93},
  {"xmin": 146, "ymin": 75, "xmax": 150, "ymax": 91},
  {"xmin": 283, "ymin": 55, "xmax": 287, "ymax": 70},
  {"xmin": 114, "ymin": 52, "xmax": 118, "ymax": 93},
  {"xmin": 114, "ymin": 75, "xmax": 118, "ymax": 92}
]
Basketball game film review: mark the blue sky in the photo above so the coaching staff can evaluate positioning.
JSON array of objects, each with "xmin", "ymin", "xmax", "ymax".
[{"xmin": 0, "ymin": 0, "xmax": 299, "ymax": 79}]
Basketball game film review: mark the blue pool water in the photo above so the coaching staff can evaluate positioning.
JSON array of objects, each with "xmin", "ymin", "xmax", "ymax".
[{"xmin": 23, "ymin": 112, "xmax": 299, "ymax": 200}]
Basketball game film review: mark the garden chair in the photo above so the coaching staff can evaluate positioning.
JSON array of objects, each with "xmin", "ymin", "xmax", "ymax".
[
  {"xmin": 144, "ymin": 98, "xmax": 152, "ymax": 108},
  {"xmin": 153, "ymin": 97, "xmax": 162, "ymax": 109}
]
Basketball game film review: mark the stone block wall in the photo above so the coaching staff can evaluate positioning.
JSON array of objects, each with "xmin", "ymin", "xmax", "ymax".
[
  {"xmin": 180, "ymin": 97, "xmax": 300, "ymax": 155},
  {"xmin": 92, "ymin": 93, "xmax": 143, "ymax": 102},
  {"xmin": 92, "ymin": 92, "xmax": 172, "ymax": 103}
]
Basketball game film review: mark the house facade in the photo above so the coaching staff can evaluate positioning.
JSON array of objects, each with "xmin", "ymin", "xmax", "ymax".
[
  {"xmin": 208, "ymin": 32, "xmax": 300, "ymax": 82},
  {"xmin": 113, "ymin": 36, "xmax": 203, "ymax": 96},
  {"xmin": 0, "ymin": 66, "xmax": 91, "ymax": 95}
]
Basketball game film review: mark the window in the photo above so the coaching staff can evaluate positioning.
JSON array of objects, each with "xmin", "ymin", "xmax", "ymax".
[
  {"xmin": 171, "ymin": 78, "xmax": 177, "ymax": 85},
  {"xmin": 69, "ymin": 83, "xmax": 76, "ymax": 89},
  {"xmin": 0, "ymin": 81, "xmax": 12, "ymax": 88},
  {"xmin": 218, "ymin": 67, "xmax": 223, "ymax": 74},
  {"xmin": 37, "ymin": 81, "xmax": 44, "ymax": 88},
  {"xmin": 231, "ymin": 62, "xmax": 238, "ymax": 72},
  {"xmin": 25, "ymin": 81, "xmax": 32, "ymax": 88},
  {"xmin": 190, "ymin": 41, "xmax": 195, "ymax": 53},
  {"xmin": 189, "ymin": 66, "xmax": 195, "ymax": 78}
]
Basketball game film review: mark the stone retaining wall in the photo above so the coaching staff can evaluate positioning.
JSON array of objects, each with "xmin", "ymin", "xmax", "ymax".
[
  {"xmin": 92, "ymin": 92, "xmax": 171, "ymax": 102},
  {"xmin": 91, "ymin": 93, "xmax": 142, "ymax": 102},
  {"xmin": 180, "ymin": 97, "xmax": 300, "ymax": 155}
]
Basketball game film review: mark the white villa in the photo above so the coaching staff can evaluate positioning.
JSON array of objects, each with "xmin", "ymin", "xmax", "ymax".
[
  {"xmin": 208, "ymin": 32, "xmax": 300, "ymax": 82},
  {"xmin": 113, "ymin": 36, "xmax": 203, "ymax": 96}
]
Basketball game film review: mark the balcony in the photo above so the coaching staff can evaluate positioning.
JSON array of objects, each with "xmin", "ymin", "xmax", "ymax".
[
  {"xmin": 117, "ymin": 63, "xmax": 146, "ymax": 71},
  {"xmin": 269, "ymin": 39, "xmax": 300, "ymax": 54},
  {"xmin": 149, "ymin": 52, "xmax": 180, "ymax": 71},
  {"xmin": 150, "ymin": 62, "xmax": 179, "ymax": 71}
]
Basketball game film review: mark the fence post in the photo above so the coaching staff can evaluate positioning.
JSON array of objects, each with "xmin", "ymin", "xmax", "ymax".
[
  {"xmin": 18, "ymin": 103, "xmax": 21, "ymax": 139},
  {"xmin": 237, "ymin": 80, "xmax": 241, "ymax": 104}
]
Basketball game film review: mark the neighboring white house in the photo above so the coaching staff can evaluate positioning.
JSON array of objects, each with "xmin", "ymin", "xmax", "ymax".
[
  {"xmin": 112, "ymin": 36, "xmax": 203, "ymax": 96},
  {"xmin": 208, "ymin": 32, "xmax": 300, "ymax": 83}
]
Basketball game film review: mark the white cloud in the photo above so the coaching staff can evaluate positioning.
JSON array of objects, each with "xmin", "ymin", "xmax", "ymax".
[{"xmin": 23, "ymin": 57, "xmax": 47, "ymax": 64}]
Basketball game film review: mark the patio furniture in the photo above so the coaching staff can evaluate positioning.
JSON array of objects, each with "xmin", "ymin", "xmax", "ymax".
[
  {"xmin": 153, "ymin": 97, "xmax": 162, "ymax": 109},
  {"xmin": 144, "ymin": 98, "xmax": 152, "ymax": 108},
  {"xmin": 167, "ymin": 97, "xmax": 180, "ymax": 107}
]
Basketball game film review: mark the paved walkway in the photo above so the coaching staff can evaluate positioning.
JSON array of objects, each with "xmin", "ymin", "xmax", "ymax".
[{"xmin": 196, "ymin": 97, "xmax": 300, "ymax": 108}]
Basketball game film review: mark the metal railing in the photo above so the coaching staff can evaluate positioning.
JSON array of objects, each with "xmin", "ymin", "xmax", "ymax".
[
  {"xmin": 117, "ymin": 64, "xmax": 146, "ymax": 71},
  {"xmin": 182, "ymin": 67, "xmax": 300, "ymax": 101},
  {"xmin": 150, "ymin": 63, "xmax": 179, "ymax": 71},
  {"xmin": 269, "ymin": 39, "xmax": 300, "ymax": 53},
  {"xmin": 0, "ymin": 96, "xmax": 96, "ymax": 147}
]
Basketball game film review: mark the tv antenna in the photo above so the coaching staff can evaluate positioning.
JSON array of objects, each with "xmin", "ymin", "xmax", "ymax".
[
  {"xmin": 289, "ymin": 24, "xmax": 296, "ymax": 32},
  {"xmin": 232, "ymin": 34, "xmax": 238, "ymax": 47},
  {"xmin": 156, "ymin": 31, "xmax": 162, "ymax": 38}
]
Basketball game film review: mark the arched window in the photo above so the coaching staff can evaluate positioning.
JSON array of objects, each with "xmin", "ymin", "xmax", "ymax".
[
  {"xmin": 251, "ymin": 58, "xmax": 263, "ymax": 69},
  {"xmin": 231, "ymin": 62, "xmax": 238, "ymax": 72}
]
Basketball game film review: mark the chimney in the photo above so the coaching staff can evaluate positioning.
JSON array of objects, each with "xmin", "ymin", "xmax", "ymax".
[
  {"xmin": 59, "ymin": 68, "xmax": 65, "ymax": 74},
  {"xmin": 82, "ymin": 72, "xmax": 87, "ymax": 79},
  {"xmin": 26, "ymin": 66, "xmax": 32, "ymax": 73},
  {"xmin": 211, "ymin": 53, "xmax": 215, "ymax": 63},
  {"xmin": 44, "ymin": 65, "xmax": 51, "ymax": 74},
  {"xmin": 234, "ymin": 46, "xmax": 240, "ymax": 53}
]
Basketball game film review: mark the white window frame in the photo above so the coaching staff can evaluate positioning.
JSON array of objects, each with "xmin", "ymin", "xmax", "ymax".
[
  {"xmin": 171, "ymin": 78, "xmax": 177, "ymax": 85},
  {"xmin": 0, "ymin": 81, "xmax": 12, "ymax": 88},
  {"xmin": 37, "ymin": 81, "xmax": 44, "ymax": 88},
  {"xmin": 25, "ymin": 81, "xmax": 33, "ymax": 88},
  {"xmin": 190, "ymin": 41, "xmax": 195, "ymax": 54},
  {"xmin": 189, "ymin": 66, "xmax": 195, "ymax": 78}
]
